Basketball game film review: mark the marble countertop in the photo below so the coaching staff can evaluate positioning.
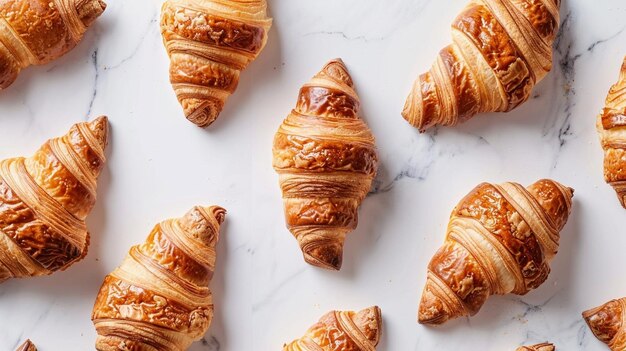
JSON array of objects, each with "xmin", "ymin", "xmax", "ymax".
[{"xmin": 1, "ymin": 0, "xmax": 625, "ymax": 350}]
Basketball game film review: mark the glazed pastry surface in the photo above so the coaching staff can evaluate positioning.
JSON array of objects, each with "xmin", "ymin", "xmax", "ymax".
[
  {"xmin": 0, "ymin": 116, "xmax": 108, "ymax": 282},
  {"xmin": 160, "ymin": 0, "xmax": 272, "ymax": 127},
  {"xmin": 283, "ymin": 306, "xmax": 382, "ymax": 351},
  {"xmin": 597, "ymin": 57, "xmax": 626, "ymax": 208},
  {"xmin": 0, "ymin": 0, "xmax": 106, "ymax": 89},
  {"xmin": 418, "ymin": 179, "xmax": 573, "ymax": 324},
  {"xmin": 583, "ymin": 297, "xmax": 626, "ymax": 351},
  {"xmin": 272, "ymin": 58, "xmax": 378, "ymax": 270},
  {"xmin": 402, "ymin": 0, "xmax": 560, "ymax": 131},
  {"xmin": 516, "ymin": 343, "xmax": 555, "ymax": 351},
  {"xmin": 92, "ymin": 205, "xmax": 226, "ymax": 351},
  {"xmin": 15, "ymin": 340, "xmax": 37, "ymax": 351}
]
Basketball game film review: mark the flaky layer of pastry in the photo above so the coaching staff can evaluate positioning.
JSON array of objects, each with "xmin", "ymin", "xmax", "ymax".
[{"xmin": 584, "ymin": 297, "xmax": 626, "ymax": 351}]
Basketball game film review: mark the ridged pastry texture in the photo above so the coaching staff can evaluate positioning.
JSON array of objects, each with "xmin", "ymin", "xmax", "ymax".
[
  {"xmin": 272, "ymin": 59, "xmax": 378, "ymax": 271},
  {"xmin": 0, "ymin": 0, "xmax": 106, "ymax": 89},
  {"xmin": 583, "ymin": 297, "xmax": 626, "ymax": 351},
  {"xmin": 517, "ymin": 343, "xmax": 555, "ymax": 351},
  {"xmin": 283, "ymin": 306, "xmax": 383, "ymax": 351},
  {"xmin": 160, "ymin": 0, "xmax": 272, "ymax": 127},
  {"xmin": 15, "ymin": 340, "xmax": 37, "ymax": 351},
  {"xmin": 92, "ymin": 205, "xmax": 226, "ymax": 351},
  {"xmin": 597, "ymin": 57, "xmax": 626, "ymax": 208},
  {"xmin": 418, "ymin": 179, "xmax": 574, "ymax": 325},
  {"xmin": 0, "ymin": 116, "xmax": 109, "ymax": 282},
  {"xmin": 402, "ymin": 0, "xmax": 561, "ymax": 132}
]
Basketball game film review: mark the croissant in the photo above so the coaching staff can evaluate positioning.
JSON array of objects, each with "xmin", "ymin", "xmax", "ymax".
[
  {"xmin": 583, "ymin": 297, "xmax": 626, "ymax": 350},
  {"xmin": 160, "ymin": 0, "xmax": 272, "ymax": 127},
  {"xmin": 418, "ymin": 179, "xmax": 574, "ymax": 325},
  {"xmin": 0, "ymin": 0, "xmax": 106, "ymax": 89},
  {"xmin": 402, "ymin": 0, "xmax": 560, "ymax": 131},
  {"xmin": 597, "ymin": 57, "xmax": 626, "ymax": 208},
  {"xmin": 517, "ymin": 343, "xmax": 555, "ymax": 351},
  {"xmin": 15, "ymin": 340, "xmax": 37, "ymax": 351},
  {"xmin": 0, "ymin": 116, "xmax": 108, "ymax": 282},
  {"xmin": 283, "ymin": 306, "xmax": 382, "ymax": 351},
  {"xmin": 92, "ymin": 205, "xmax": 226, "ymax": 351},
  {"xmin": 272, "ymin": 59, "xmax": 378, "ymax": 271}
]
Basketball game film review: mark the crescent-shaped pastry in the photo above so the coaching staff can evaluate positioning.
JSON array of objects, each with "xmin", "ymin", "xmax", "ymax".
[
  {"xmin": 92, "ymin": 205, "xmax": 226, "ymax": 351},
  {"xmin": 0, "ymin": 116, "xmax": 109, "ymax": 282},
  {"xmin": 418, "ymin": 179, "xmax": 574, "ymax": 324},
  {"xmin": 597, "ymin": 57, "xmax": 626, "ymax": 208},
  {"xmin": 0, "ymin": 0, "xmax": 106, "ymax": 89},
  {"xmin": 402, "ymin": 0, "xmax": 560, "ymax": 131},
  {"xmin": 160, "ymin": 0, "xmax": 272, "ymax": 127},
  {"xmin": 272, "ymin": 59, "xmax": 378, "ymax": 270},
  {"xmin": 283, "ymin": 306, "xmax": 382, "ymax": 351},
  {"xmin": 583, "ymin": 297, "xmax": 626, "ymax": 351}
]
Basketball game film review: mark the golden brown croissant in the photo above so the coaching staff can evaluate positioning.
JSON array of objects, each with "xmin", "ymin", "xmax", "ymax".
[
  {"xmin": 0, "ymin": 116, "xmax": 108, "ymax": 282},
  {"xmin": 283, "ymin": 306, "xmax": 382, "ymax": 351},
  {"xmin": 418, "ymin": 179, "xmax": 574, "ymax": 325},
  {"xmin": 160, "ymin": 0, "xmax": 272, "ymax": 127},
  {"xmin": 516, "ymin": 343, "xmax": 555, "ymax": 351},
  {"xmin": 15, "ymin": 340, "xmax": 37, "ymax": 351},
  {"xmin": 402, "ymin": 0, "xmax": 560, "ymax": 131},
  {"xmin": 272, "ymin": 59, "xmax": 378, "ymax": 271},
  {"xmin": 0, "ymin": 0, "xmax": 106, "ymax": 89},
  {"xmin": 597, "ymin": 57, "xmax": 626, "ymax": 208},
  {"xmin": 583, "ymin": 297, "xmax": 626, "ymax": 351},
  {"xmin": 91, "ymin": 205, "xmax": 226, "ymax": 351}
]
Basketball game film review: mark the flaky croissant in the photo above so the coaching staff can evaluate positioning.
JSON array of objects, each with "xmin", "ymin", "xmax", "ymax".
[
  {"xmin": 583, "ymin": 297, "xmax": 626, "ymax": 351},
  {"xmin": 15, "ymin": 340, "xmax": 37, "ymax": 351},
  {"xmin": 160, "ymin": 0, "xmax": 272, "ymax": 127},
  {"xmin": 597, "ymin": 57, "xmax": 626, "ymax": 208},
  {"xmin": 0, "ymin": 0, "xmax": 106, "ymax": 89},
  {"xmin": 283, "ymin": 306, "xmax": 382, "ymax": 351},
  {"xmin": 92, "ymin": 205, "xmax": 226, "ymax": 351},
  {"xmin": 517, "ymin": 343, "xmax": 555, "ymax": 351},
  {"xmin": 0, "ymin": 116, "xmax": 108, "ymax": 282},
  {"xmin": 402, "ymin": 0, "xmax": 560, "ymax": 131},
  {"xmin": 272, "ymin": 59, "xmax": 378, "ymax": 271},
  {"xmin": 418, "ymin": 179, "xmax": 574, "ymax": 325}
]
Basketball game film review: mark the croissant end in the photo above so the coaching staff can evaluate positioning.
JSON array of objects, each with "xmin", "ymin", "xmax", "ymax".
[
  {"xmin": 583, "ymin": 299, "xmax": 624, "ymax": 349},
  {"xmin": 354, "ymin": 306, "xmax": 383, "ymax": 346},
  {"xmin": 302, "ymin": 240, "xmax": 344, "ymax": 271},
  {"xmin": 15, "ymin": 340, "xmax": 37, "ymax": 351},
  {"xmin": 418, "ymin": 275, "xmax": 460, "ymax": 325},
  {"xmin": 516, "ymin": 343, "xmax": 555, "ymax": 351}
]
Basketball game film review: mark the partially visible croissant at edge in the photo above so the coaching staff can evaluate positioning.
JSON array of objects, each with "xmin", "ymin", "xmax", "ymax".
[
  {"xmin": 160, "ymin": 0, "xmax": 272, "ymax": 127},
  {"xmin": 15, "ymin": 340, "xmax": 37, "ymax": 351},
  {"xmin": 418, "ymin": 179, "xmax": 574, "ymax": 325},
  {"xmin": 272, "ymin": 59, "xmax": 378, "ymax": 271},
  {"xmin": 597, "ymin": 57, "xmax": 626, "ymax": 208},
  {"xmin": 283, "ymin": 306, "xmax": 383, "ymax": 351},
  {"xmin": 583, "ymin": 297, "xmax": 626, "ymax": 351},
  {"xmin": 0, "ymin": 0, "xmax": 106, "ymax": 89},
  {"xmin": 517, "ymin": 343, "xmax": 555, "ymax": 351},
  {"xmin": 0, "ymin": 116, "xmax": 109, "ymax": 282},
  {"xmin": 402, "ymin": 0, "xmax": 561, "ymax": 132},
  {"xmin": 92, "ymin": 205, "xmax": 226, "ymax": 351}
]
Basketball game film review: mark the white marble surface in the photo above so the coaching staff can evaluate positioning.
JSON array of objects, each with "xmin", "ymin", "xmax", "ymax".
[{"xmin": 0, "ymin": 0, "xmax": 625, "ymax": 350}]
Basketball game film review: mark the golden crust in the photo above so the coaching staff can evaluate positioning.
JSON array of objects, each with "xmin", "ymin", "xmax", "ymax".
[
  {"xmin": 583, "ymin": 298, "xmax": 626, "ymax": 351},
  {"xmin": 418, "ymin": 179, "xmax": 573, "ymax": 325},
  {"xmin": 402, "ymin": 0, "xmax": 560, "ymax": 131},
  {"xmin": 92, "ymin": 206, "xmax": 226, "ymax": 351},
  {"xmin": 516, "ymin": 343, "xmax": 555, "ymax": 351},
  {"xmin": 283, "ymin": 306, "xmax": 383, "ymax": 351},
  {"xmin": 15, "ymin": 340, "xmax": 37, "ymax": 351},
  {"xmin": 0, "ymin": 0, "xmax": 106, "ymax": 89},
  {"xmin": 0, "ymin": 116, "xmax": 108, "ymax": 282},
  {"xmin": 160, "ymin": 0, "xmax": 272, "ymax": 127},
  {"xmin": 272, "ymin": 59, "xmax": 378, "ymax": 271}
]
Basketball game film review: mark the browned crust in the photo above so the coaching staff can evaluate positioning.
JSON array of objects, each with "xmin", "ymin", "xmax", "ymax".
[
  {"xmin": 583, "ymin": 298, "xmax": 625, "ymax": 349},
  {"xmin": 15, "ymin": 339, "xmax": 37, "ymax": 351},
  {"xmin": 296, "ymin": 86, "xmax": 360, "ymax": 119}
]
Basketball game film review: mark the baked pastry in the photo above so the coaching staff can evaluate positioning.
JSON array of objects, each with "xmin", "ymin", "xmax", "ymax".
[
  {"xmin": 583, "ymin": 297, "xmax": 626, "ymax": 350},
  {"xmin": 15, "ymin": 340, "xmax": 37, "ymax": 351},
  {"xmin": 160, "ymin": 0, "xmax": 272, "ymax": 127},
  {"xmin": 418, "ymin": 179, "xmax": 574, "ymax": 325},
  {"xmin": 0, "ymin": 116, "xmax": 109, "ymax": 282},
  {"xmin": 0, "ymin": 0, "xmax": 106, "ymax": 89},
  {"xmin": 402, "ymin": 0, "xmax": 560, "ymax": 131},
  {"xmin": 92, "ymin": 205, "xmax": 226, "ymax": 351},
  {"xmin": 283, "ymin": 306, "xmax": 382, "ymax": 351},
  {"xmin": 597, "ymin": 57, "xmax": 626, "ymax": 208},
  {"xmin": 517, "ymin": 343, "xmax": 555, "ymax": 351},
  {"xmin": 272, "ymin": 59, "xmax": 378, "ymax": 270}
]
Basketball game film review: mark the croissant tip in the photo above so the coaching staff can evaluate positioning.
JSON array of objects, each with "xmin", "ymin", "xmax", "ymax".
[
  {"xmin": 302, "ymin": 243, "xmax": 343, "ymax": 271},
  {"xmin": 207, "ymin": 206, "xmax": 227, "ymax": 225},
  {"xmin": 183, "ymin": 99, "xmax": 222, "ymax": 128},
  {"xmin": 87, "ymin": 115, "xmax": 109, "ymax": 148},
  {"xmin": 354, "ymin": 306, "xmax": 383, "ymax": 345},
  {"xmin": 15, "ymin": 339, "xmax": 37, "ymax": 351},
  {"xmin": 319, "ymin": 58, "xmax": 353, "ymax": 88}
]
